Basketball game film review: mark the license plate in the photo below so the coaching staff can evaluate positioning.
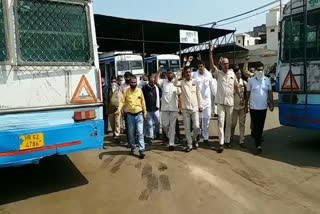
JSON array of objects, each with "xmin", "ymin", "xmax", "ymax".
[{"xmin": 20, "ymin": 133, "xmax": 44, "ymax": 150}]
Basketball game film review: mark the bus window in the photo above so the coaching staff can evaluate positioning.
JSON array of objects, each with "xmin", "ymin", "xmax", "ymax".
[
  {"xmin": 159, "ymin": 60, "xmax": 169, "ymax": 69},
  {"xmin": 0, "ymin": 0, "xmax": 7, "ymax": 61},
  {"xmin": 130, "ymin": 61, "xmax": 143, "ymax": 70},
  {"xmin": 110, "ymin": 61, "xmax": 116, "ymax": 77},
  {"xmin": 306, "ymin": 10, "xmax": 320, "ymax": 59},
  {"xmin": 16, "ymin": 0, "xmax": 90, "ymax": 63},
  {"xmin": 147, "ymin": 61, "xmax": 153, "ymax": 76},
  {"xmin": 170, "ymin": 60, "xmax": 180, "ymax": 73},
  {"xmin": 283, "ymin": 10, "xmax": 320, "ymax": 61},
  {"xmin": 117, "ymin": 61, "xmax": 130, "ymax": 71},
  {"xmin": 100, "ymin": 63, "xmax": 106, "ymax": 78},
  {"xmin": 283, "ymin": 15, "xmax": 304, "ymax": 61}
]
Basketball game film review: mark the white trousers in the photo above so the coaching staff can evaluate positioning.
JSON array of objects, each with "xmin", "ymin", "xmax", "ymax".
[
  {"xmin": 217, "ymin": 104, "xmax": 233, "ymax": 145},
  {"xmin": 199, "ymin": 107, "xmax": 211, "ymax": 140},
  {"xmin": 182, "ymin": 110, "xmax": 200, "ymax": 148},
  {"xmin": 161, "ymin": 111, "xmax": 178, "ymax": 146}
]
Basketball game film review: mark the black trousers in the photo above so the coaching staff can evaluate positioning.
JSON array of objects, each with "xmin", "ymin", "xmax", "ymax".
[{"xmin": 250, "ymin": 109, "xmax": 267, "ymax": 147}]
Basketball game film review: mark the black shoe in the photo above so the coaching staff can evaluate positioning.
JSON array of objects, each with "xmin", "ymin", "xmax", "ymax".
[
  {"xmin": 217, "ymin": 145, "xmax": 224, "ymax": 153},
  {"xmin": 225, "ymin": 142, "xmax": 232, "ymax": 148},
  {"xmin": 193, "ymin": 142, "xmax": 199, "ymax": 150},
  {"xmin": 139, "ymin": 153, "xmax": 145, "ymax": 159},
  {"xmin": 257, "ymin": 146, "xmax": 262, "ymax": 154},
  {"xmin": 239, "ymin": 143, "xmax": 246, "ymax": 148},
  {"xmin": 169, "ymin": 146, "xmax": 175, "ymax": 151},
  {"xmin": 184, "ymin": 147, "xmax": 192, "ymax": 153}
]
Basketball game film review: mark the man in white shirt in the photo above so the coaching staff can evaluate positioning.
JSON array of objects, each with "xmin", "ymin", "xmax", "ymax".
[
  {"xmin": 245, "ymin": 65, "xmax": 274, "ymax": 154},
  {"xmin": 210, "ymin": 46, "xmax": 243, "ymax": 153},
  {"xmin": 155, "ymin": 67, "xmax": 181, "ymax": 151},
  {"xmin": 192, "ymin": 60, "xmax": 217, "ymax": 145}
]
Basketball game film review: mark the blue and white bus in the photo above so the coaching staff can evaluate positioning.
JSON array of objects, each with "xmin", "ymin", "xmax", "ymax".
[
  {"xmin": 0, "ymin": 0, "xmax": 104, "ymax": 167},
  {"xmin": 145, "ymin": 54, "xmax": 180, "ymax": 77},
  {"xmin": 99, "ymin": 53, "xmax": 144, "ymax": 83},
  {"xmin": 277, "ymin": 0, "xmax": 320, "ymax": 129}
]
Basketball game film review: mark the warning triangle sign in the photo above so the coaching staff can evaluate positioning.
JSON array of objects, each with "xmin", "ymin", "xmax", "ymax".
[
  {"xmin": 282, "ymin": 72, "xmax": 299, "ymax": 90},
  {"xmin": 71, "ymin": 75, "xmax": 97, "ymax": 104}
]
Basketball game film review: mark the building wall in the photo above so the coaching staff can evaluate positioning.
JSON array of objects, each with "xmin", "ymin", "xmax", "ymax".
[
  {"xmin": 266, "ymin": 7, "xmax": 280, "ymax": 51},
  {"xmin": 236, "ymin": 34, "xmax": 257, "ymax": 47}
]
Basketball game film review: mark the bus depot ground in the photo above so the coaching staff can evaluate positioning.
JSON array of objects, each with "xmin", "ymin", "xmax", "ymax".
[{"xmin": 1, "ymin": 93, "xmax": 320, "ymax": 214}]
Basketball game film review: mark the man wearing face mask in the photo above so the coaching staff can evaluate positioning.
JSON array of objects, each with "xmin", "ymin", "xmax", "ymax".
[
  {"xmin": 192, "ymin": 60, "xmax": 217, "ymax": 145},
  {"xmin": 106, "ymin": 77, "xmax": 121, "ymax": 142},
  {"xmin": 210, "ymin": 45, "xmax": 243, "ymax": 153},
  {"xmin": 117, "ymin": 75, "xmax": 147, "ymax": 159},
  {"xmin": 245, "ymin": 65, "xmax": 274, "ymax": 154},
  {"xmin": 138, "ymin": 74, "xmax": 149, "ymax": 89},
  {"xmin": 142, "ymin": 77, "xmax": 161, "ymax": 144}
]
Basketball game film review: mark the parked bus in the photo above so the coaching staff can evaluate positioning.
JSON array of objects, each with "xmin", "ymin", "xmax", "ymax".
[
  {"xmin": 99, "ymin": 54, "xmax": 144, "ymax": 83},
  {"xmin": 277, "ymin": 0, "xmax": 320, "ymax": 129},
  {"xmin": 145, "ymin": 54, "xmax": 180, "ymax": 77},
  {"xmin": 0, "ymin": 0, "xmax": 104, "ymax": 167}
]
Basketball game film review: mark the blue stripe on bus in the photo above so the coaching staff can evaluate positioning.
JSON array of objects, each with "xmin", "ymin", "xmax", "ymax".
[
  {"xmin": 279, "ymin": 103, "xmax": 320, "ymax": 130},
  {"xmin": 144, "ymin": 57, "xmax": 157, "ymax": 62},
  {"xmin": 99, "ymin": 57, "xmax": 115, "ymax": 63},
  {"xmin": 0, "ymin": 120, "xmax": 104, "ymax": 168}
]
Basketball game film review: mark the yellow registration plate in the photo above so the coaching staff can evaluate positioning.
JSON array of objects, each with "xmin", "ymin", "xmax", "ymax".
[{"xmin": 20, "ymin": 133, "xmax": 44, "ymax": 150}]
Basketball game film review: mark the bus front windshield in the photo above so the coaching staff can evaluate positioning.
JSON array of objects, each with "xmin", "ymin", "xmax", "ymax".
[
  {"xmin": 170, "ymin": 60, "xmax": 180, "ymax": 73},
  {"xmin": 130, "ymin": 60, "xmax": 143, "ymax": 70}
]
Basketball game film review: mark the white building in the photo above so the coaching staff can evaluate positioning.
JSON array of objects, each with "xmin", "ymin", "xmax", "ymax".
[
  {"xmin": 235, "ymin": 33, "xmax": 261, "ymax": 47},
  {"xmin": 266, "ymin": 6, "xmax": 281, "ymax": 51}
]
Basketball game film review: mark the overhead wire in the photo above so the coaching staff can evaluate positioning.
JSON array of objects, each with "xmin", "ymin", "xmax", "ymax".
[
  {"xmin": 215, "ymin": 8, "xmax": 272, "ymax": 27},
  {"xmin": 197, "ymin": 0, "xmax": 280, "ymax": 27}
]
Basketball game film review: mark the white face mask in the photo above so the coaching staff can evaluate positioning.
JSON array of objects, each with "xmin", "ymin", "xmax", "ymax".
[
  {"xmin": 255, "ymin": 70, "xmax": 264, "ymax": 81},
  {"xmin": 121, "ymin": 80, "xmax": 125, "ymax": 85},
  {"xmin": 111, "ymin": 83, "xmax": 118, "ymax": 92}
]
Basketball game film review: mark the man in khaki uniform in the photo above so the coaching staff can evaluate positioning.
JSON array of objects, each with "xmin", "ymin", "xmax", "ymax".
[
  {"xmin": 210, "ymin": 45, "xmax": 242, "ymax": 153},
  {"xmin": 107, "ymin": 77, "xmax": 121, "ymax": 142},
  {"xmin": 174, "ymin": 67, "xmax": 203, "ymax": 152},
  {"xmin": 231, "ymin": 68, "xmax": 247, "ymax": 147}
]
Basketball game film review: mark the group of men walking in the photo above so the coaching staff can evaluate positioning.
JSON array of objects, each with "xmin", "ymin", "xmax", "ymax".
[{"xmin": 102, "ymin": 46, "xmax": 274, "ymax": 159}]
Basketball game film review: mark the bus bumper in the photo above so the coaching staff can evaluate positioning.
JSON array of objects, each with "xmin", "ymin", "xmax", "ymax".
[{"xmin": 0, "ymin": 120, "xmax": 104, "ymax": 168}]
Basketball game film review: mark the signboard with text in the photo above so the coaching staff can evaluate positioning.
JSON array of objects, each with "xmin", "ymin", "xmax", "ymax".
[{"xmin": 179, "ymin": 30, "xmax": 199, "ymax": 44}]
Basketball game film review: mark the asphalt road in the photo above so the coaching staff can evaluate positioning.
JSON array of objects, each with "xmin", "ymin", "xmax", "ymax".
[{"xmin": 1, "ymin": 94, "xmax": 320, "ymax": 214}]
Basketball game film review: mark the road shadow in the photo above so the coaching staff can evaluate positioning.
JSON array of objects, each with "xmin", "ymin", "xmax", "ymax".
[
  {"xmin": 0, "ymin": 155, "xmax": 88, "ymax": 205},
  {"xmin": 230, "ymin": 126, "xmax": 320, "ymax": 168}
]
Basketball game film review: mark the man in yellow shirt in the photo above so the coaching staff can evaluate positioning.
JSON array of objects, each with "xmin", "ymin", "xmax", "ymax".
[{"xmin": 117, "ymin": 76, "xmax": 147, "ymax": 159}]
